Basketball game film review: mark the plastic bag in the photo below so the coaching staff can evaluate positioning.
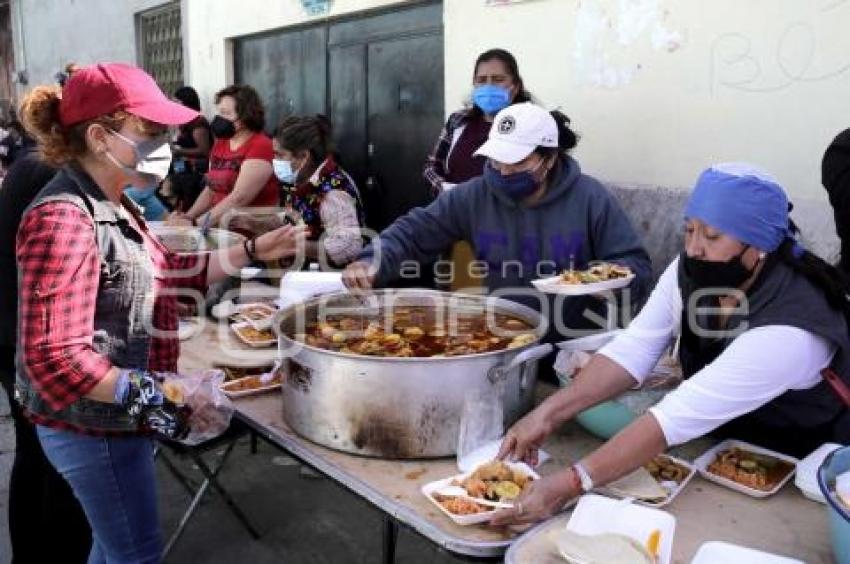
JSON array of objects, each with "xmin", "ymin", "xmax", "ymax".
[
  {"xmin": 456, "ymin": 387, "xmax": 504, "ymax": 468},
  {"xmin": 166, "ymin": 369, "xmax": 234, "ymax": 446},
  {"xmin": 554, "ymin": 349, "xmax": 683, "ymax": 416}
]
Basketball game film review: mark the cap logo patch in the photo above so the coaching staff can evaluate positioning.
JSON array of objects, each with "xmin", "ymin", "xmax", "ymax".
[{"xmin": 497, "ymin": 115, "xmax": 516, "ymax": 135}]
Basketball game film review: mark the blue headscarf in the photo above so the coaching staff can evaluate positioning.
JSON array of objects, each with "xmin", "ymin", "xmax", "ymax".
[{"xmin": 684, "ymin": 163, "xmax": 795, "ymax": 253}]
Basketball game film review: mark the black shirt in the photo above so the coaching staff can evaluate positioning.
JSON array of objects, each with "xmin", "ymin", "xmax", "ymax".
[{"xmin": 0, "ymin": 149, "xmax": 56, "ymax": 355}]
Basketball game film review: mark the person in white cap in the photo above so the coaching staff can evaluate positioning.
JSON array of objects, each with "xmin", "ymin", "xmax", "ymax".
[{"xmin": 344, "ymin": 102, "xmax": 651, "ymax": 369}]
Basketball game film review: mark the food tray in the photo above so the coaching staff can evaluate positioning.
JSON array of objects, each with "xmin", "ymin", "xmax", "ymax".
[
  {"xmin": 220, "ymin": 375, "xmax": 282, "ymax": 399},
  {"xmin": 420, "ymin": 462, "xmax": 540, "ymax": 526},
  {"xmin": 693, "ymin": 439, "xmax": 799, "ymax": 498},
  {"xmin": 531, "ymin": 272, "xmax": 635, "ymax": 296},
  {"xmin": 691, "ymin": 541, "xmax": 804, "ymax": 563},
  {"xmin": 566, "ymin": 494, "xmax": 675, "ymax": 564},
  {"xmin": 149, "ymin": 224, "xmax": 245, "ymax": 255},
  {"xmin": 231, "ymin": 302, "xmax": 278, "ymax": 330},
  {"xmin": 230, "ymin": 321, "xmax": 277, "ymax": 348},
  {"xmin": 598, "ymin": 454, "xmax": 696, "ymax": 508}
]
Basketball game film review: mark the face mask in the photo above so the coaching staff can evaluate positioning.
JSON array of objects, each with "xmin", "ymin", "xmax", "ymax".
[
  {"xmin": 273, "ymin": 159, "xmax": 297, "ymax": 184},
  {"xmin": 135, "ymin": 143, "xmax": 172, "ymax": 181},
  {"xmin": 680, "ymin": 246, "xmax": 756, "ymax": 292},
  {"xmin": 484, "ymin": 159, "xmax": 544, "ymax": 201},
  {"xmin": 105, "ymin": 130, "xmax": 168, "ymax": 184},
  {"xmin": 473, "ymin": 84, "xmax": 511, "ymax": 115},
  {"xmin": 210, "ymin": 115, "xmax": 236, "ymax": 139}
]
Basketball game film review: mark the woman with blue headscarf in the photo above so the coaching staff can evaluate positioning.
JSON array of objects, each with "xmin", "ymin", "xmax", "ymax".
[{"xmin": 489, "ymin": 163, "xmax": 850, "ymax": 526}]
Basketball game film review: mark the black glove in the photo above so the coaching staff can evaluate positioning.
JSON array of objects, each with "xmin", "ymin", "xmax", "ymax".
[{"xmin": 115, "ymin": 370, "xmax": 192, "ymax": 440}]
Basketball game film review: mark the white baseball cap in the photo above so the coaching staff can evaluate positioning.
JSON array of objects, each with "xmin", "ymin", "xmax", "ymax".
[{"xmin": 474, "ymin": 102, "xmax": 559, "ymax": 164}]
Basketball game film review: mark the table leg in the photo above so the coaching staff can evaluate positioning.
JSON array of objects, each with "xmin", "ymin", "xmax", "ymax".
[{"xmin": 382, "ymin": 515, "xmax": 398, "ymax": 564}]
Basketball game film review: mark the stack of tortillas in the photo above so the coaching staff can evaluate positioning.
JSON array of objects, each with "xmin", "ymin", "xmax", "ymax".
[
  {"xmin": 556, "ymin": 529, "xmax": 652, "ymax": 563},
  {"xmin": 604, "ymin": 466, "xmax": 669, "ymax": 502}
]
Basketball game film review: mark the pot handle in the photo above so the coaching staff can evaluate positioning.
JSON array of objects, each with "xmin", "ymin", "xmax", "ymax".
[{"xmin": 488, "ymin": 343, "xmax": 553, "ymax": 385}]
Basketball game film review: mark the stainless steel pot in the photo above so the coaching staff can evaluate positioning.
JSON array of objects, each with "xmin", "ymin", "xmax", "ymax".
[{"xmin": 274, "ymin": 290, "xmax": 551, "ymax": 458}]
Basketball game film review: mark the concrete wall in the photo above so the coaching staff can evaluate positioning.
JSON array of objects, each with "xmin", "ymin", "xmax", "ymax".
[
  {"xmin": 10, "ymin": 0, "xmax": 172, "ymax": 96},
  {"xmin": 444, "ymin": 0, "xmax": 850, "ymax": 203},
  {"xmin": 182, "ymin": 0, "xmax": 409, "ymax": 117}
]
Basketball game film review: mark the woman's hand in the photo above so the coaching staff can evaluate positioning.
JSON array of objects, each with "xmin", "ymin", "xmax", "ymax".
[
  {"xmin": 497, "ymin": 404, "xmax": 557, "ymax": 466},
  {"xmin": 489, "ymin": 469, "xmax": 579, "ymax": 526},
  {"xmin": 342, "ymin": 260, "xmax": 377, "ymax": 290},
  {"xmin": 167, "ymin": 212, "xmax": 193, "ymax": 227},
  {"xmin": 254, "ymin": 224, "xmax": 307, "ymax": 262}
]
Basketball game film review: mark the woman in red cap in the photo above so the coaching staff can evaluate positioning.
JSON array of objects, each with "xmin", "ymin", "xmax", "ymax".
[{"xmin": 15, "ymin": 63, "xmax": 305, "ymax": 563}]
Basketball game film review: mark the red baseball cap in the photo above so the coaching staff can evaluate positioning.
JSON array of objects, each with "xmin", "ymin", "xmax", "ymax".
[{"xmin": 59, "ymin": 63, "xmax": 198, "ymax": 127}]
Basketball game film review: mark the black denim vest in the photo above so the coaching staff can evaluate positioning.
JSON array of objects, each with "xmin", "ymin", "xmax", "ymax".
[
  {"xmin": 15, "ymin": 167, "xmax": 155, "ymax": 432},
  {"xmin": 678, "ymin": 256, "xmax": 850, "ymax": 454}
]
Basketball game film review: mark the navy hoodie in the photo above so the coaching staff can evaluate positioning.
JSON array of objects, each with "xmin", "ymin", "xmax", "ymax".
[{"xmin": 359, "ymin": 156, "xmax": 652, "ymax": 334}]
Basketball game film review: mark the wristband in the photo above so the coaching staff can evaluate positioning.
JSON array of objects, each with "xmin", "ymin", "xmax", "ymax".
[
  {"xmin": 572, "ymin": 461, "xmax": 594, "ymax": 493},
  {"xmin": 244, "ymin": 237, "xmax": 259, "ymax": 262}
]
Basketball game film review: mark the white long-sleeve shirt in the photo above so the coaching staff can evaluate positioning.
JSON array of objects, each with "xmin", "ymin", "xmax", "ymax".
[{"xmin": 598, "ymin": 257, "xmax": 836, "ymax": 446}]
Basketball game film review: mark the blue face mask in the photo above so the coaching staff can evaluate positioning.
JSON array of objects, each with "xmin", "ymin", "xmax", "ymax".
[
  {"xmin": 472, "ymin": 84, "xmax": 511, "ymax": 115},
  {"xmin": 484, "ymin": 160, "xmax": 543, "ymax": 201},
  {"xmin": 273, "ymin": 159, "xmax": 296, "ymax": 184}
]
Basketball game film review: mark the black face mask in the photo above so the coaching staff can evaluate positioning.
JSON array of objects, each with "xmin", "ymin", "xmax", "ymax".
[
  {"xmin": 681, "ymin": 246, "xmax": 755, "ymax": 291},
  {"xmin": 210, "ymin": 115, "xmax": 236, "ymax": 139}
]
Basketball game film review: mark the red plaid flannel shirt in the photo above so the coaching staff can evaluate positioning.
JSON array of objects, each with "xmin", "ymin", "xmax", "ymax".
[
  {"xmin": 17, "ymin": 201, "xmax": 208, "ymax": 429},
  {"xmin": 422, "ymin": 109, "xmax": 474, "ymax": 197}
]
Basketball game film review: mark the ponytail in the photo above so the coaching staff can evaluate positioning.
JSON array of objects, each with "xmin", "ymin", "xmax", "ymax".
[
  {"xmin": 777, "ymin": 238, "xmax": 850, "ymax": 324},
  {"xmin": 534, "ymin": 109, "xmax": 580, "ymax": 162},
  {"xmin": 20, "ymin": 85, "xmax": 82, "ymax": 167}
]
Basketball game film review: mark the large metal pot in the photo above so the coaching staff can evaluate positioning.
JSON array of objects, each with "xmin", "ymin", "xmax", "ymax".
[{"xmin": 274, "ymin": 289, "xmax": 551, "ymax": 458}]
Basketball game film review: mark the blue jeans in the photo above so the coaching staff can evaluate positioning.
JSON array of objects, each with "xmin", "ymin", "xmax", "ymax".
[{"xmin": 37, "ymin": 425, "xmax": 161, "ymax": 564}]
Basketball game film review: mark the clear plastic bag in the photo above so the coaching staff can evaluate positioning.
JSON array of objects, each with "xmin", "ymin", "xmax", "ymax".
[
  {"xmin": 456, "ymin": 387, "xmax": 504, "ymax": 468},
  {"xmin": 554, "ymin": 349, "xmax": 682, "ymax": 416},
  {"xmin": 166, "ymin": 369, "xmax": 234, "ymax": 445}
]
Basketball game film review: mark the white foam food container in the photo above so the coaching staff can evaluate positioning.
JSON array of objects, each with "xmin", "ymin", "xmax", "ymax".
[
  {"xmin": 531, "ymin": 272, "xmax": 635, "ymax": 296},
  {"xmin": 230, "ymin": 321, "xmax": 277, "ymax": 348},
  {"xmin": 566, "ymin": 493, "xmax": 676, "ymax": 564},
  {"xmin": 795, "ymin": 442, "xmax": 842, "ymax": 503},
  {"xmin": 421, "ymin": 461, "xmax": 541, "ymax": 526},
  {"xmin": 690, "ymin": 541, "xmax": 804, "ymax": 563},
  {"xmin": 231, "ymin": 302, "xmax": 278, "ymax": 331},
  {"xmin": 599, "ymin": 454, "xmax": 697, "ymax": 508},
  {"xmin": 456, "ymin": 439, "xmax": 550, "ymax": 474},
  {"xmin": 220, "ymin": 375, "xmax": 282, "ymax": 399},
  {"xmin": 693, "ymin": 439, "xmax": 799, "ymax": 498}
]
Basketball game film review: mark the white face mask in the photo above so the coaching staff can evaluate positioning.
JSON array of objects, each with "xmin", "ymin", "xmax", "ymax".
[
  {"xmin": 106, "ymin": 130, "xmax": 171, "ymax": 185},
  {"xmin": 135, "ymin": 143, "xmax": 172, "ymax": 182}
]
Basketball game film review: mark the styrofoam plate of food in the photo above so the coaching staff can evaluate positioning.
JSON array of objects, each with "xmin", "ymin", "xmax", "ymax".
[
  {"xmin": 693, "ymin": 439, "xmax": 799, "ymax": 498},
  {"xmin": 220, "ymin": 374, "xmax": 282, "ymax": 399},
  {"xmin": 566, "ymin": 494, "xmax": 675, "ymax": 564},
  {"xmin": 421, "ymin": 460, "xmax": 540, "ymax": 526},
  {"xmin": 230, "ymin": 302, "xmax": 278, "ymax": 330},
  {"xmin": 532, "ymin": 263, "xmax": 634, "ymax": 296},
  {"xmin": 230, "ymin": 321, "xmax": 277, "ymax": 348},
  {"xmin": 149, "ymin": 224, "xmax": 245, "ymax": 255},
  {"xmin": 599, "ymin": 454, "xmax": 696, "ymax": 508}
]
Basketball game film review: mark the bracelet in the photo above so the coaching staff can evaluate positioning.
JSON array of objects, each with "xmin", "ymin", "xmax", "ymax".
[
  {"xmin": 244, "ymin": 237, "xmax": 258, "ymax": 262},
  {"xmin": 565, "ymin": 466, "xmax": 583, "ymax": 494}
]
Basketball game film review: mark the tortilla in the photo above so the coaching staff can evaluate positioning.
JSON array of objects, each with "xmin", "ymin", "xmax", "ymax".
[
  {"xmin": 605, "ymin": 466, "xmax": 669, "ymax": 502},
  {"xmin": 556, "ymin": 529, "xmax": 652, "ymax": 564}
]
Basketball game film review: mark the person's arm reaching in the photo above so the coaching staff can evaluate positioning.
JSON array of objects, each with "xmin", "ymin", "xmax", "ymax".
[{"xmin": 344, "ymin": 185, "xmax": 474, "ymax": 289}]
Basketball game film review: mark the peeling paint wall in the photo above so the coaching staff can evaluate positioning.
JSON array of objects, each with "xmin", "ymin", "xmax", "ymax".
[{"xmin": 445, "ymin": 0, "xmax": 850, "ymax": 201}]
